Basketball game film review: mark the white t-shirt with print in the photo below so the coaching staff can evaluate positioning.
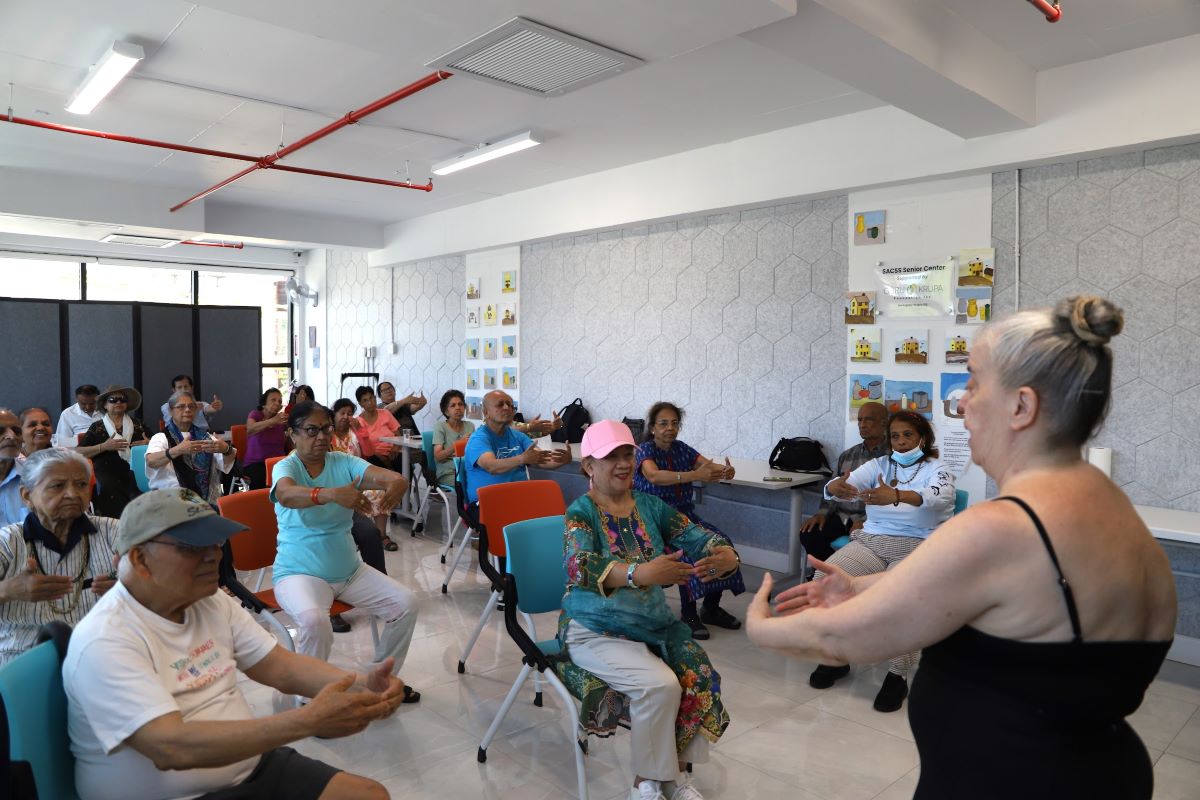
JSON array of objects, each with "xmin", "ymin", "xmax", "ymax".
[{"xmin": 64, "ymin": 582, "xmax": 277, "ymax": 800}]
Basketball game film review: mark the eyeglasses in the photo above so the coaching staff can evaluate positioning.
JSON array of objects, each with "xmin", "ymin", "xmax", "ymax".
[
  {"xmin": 106, "ymin": 396, "xmax": 127, "ymax": 404},
  {"xmin": 173, "ymin": 403, "xmax": 198, "ymax": 411},
  {"xmin": 293, "ymin": 424, "xmax": 335, "ymax": 438},
  {"xmin": 654, "ymin": 420, "xmax": 682, "ymax": 429},
  {"xmin": 0, "ymin": 425, "xmax": 21, "ymax": 436},
  {"xmin": 146, "ymin": 538, "xmax": 224, "ymax": 556}
]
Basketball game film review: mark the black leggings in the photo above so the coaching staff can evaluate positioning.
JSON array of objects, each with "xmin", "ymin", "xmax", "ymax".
[{"xmin": 350, "ymin": 513, "xmax": 386, "ymax": 574}]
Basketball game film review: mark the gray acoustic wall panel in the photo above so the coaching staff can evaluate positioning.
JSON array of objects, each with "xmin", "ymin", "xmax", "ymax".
[
  {"xmin": 68, "ymin": 303, "xmax": 134, "ymax": 399},
  {"xmin": 140, "ymin": 305, "xmax": 195, "ymax": 430},
  {"xmin": 992, "ymin": 143, "xmax": 1200, "ymax": 513},
  {"xmin": 198, "ymin": 307, "xmax": 261, "ymax": 430},
  {"xmin": 0, "ymin": 300, "xmax": 62, "ymax": 415}
]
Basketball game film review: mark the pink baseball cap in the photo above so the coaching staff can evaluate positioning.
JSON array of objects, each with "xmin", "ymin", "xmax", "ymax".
[{"xmin": 580, "ymin": 419, "xmax": 636, "ymax": 459}]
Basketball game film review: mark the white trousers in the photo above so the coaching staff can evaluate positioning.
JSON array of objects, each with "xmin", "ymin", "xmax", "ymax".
[
  {"xmin": 274, "ymin": 563, "xmax": 418, "ymax": 672},
  {"xmin": 565, "ymin": 622, "xmax": 708, "ymax": 782}
]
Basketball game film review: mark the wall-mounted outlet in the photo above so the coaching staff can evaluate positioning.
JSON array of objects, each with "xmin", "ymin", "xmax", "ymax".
[{"xmin": 389, "ymin": 342, "xmax": 399, "ymax": 354}]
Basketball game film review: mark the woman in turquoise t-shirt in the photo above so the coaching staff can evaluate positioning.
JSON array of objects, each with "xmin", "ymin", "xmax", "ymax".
[{"xmin": 270, "ymin": 402, "xmax": 422, "ymax": 702}]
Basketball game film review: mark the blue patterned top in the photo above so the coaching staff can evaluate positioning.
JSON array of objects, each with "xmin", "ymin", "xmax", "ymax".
[{"xmin": 632, "ymin": 439, "xmax": 702, "ymax": 517}]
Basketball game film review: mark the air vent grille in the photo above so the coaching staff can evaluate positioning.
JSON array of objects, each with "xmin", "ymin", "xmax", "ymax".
[{"xmin": 428, "ymin": 17, "xmax": 642, "ymax": 97}]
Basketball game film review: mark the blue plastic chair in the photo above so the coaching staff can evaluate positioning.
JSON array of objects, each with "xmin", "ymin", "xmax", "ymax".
[
  {"xmin": 130, "ymin": 443, "xmax": 150, "ymax": 493},
  {"xmin": 476, "ymin": 515, "xmax": 593, "ymax": 798},
  {"xmin": 417, "ymin": 430, "xmax": 459, "ymax": 558},
  {"xmin": 0, "ymin": 621, "xmax": 79, "ymax": 800},
  {"xmin": 953, "ymin": 489, "xmax": 969, "ymax": 515},
  {"xmin": 440, "ymin": 455, "xmax": 479, "ymax": 593}
]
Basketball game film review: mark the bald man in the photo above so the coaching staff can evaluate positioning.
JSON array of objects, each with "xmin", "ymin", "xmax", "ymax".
[
  {"xmin": 797, "ymin": 401, "xmax": 889, "ymax": 561},
  {"xmin": 463, "ymin": 391, "xmax": 571, "ymax": 504}
]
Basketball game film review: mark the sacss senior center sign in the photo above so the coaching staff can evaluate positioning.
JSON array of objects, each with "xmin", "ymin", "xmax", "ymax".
[{"xmin": 875, "ymin": 262, "xmax": 954, "ymax": 318}]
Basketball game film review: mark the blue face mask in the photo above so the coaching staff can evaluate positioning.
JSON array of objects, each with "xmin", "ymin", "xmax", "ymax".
[{"xmin": 891, "ymin": 447, "xmax": 924, "ymax": 467}]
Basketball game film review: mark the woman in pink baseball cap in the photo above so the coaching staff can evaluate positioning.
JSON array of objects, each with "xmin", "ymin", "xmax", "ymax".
[{"xmin": 560, "ymin": 419, "xmax": 741, "ymax": 800}]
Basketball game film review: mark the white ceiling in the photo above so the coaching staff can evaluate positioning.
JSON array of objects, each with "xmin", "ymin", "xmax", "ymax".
[{"xmin": 1, "ymin": 0, "xmax": 1198, "ymax": 244}]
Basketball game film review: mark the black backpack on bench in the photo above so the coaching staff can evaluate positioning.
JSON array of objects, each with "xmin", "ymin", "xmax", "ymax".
[
  {"xmin": 768, "ymin": 436, "xmax": 832, "ymax": 475},
  {"xmin": 551, "ymin": 398, "xmax": 591, "ymax": 444}
]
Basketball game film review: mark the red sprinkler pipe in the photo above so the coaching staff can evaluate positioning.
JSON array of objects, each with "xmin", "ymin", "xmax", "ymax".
[
  {"xmin": 180, "ymin": 240, "xmax": 244, "ymax": 249},
  {"xmin": 169, "ymin": 71, "xmax": 451, "ymax": 212},
  {"xmin": 1025, "ymin": 0, "xmax": 1062, "ymax": 23},
  {"xmin": 0, "ymin": 115, "xmax": 435, "ymax": 192}
]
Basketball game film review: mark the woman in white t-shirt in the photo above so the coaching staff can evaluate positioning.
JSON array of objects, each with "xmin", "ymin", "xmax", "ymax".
[
  {"xmin": 269, "ymin": 401, "xmax": 422, "ymax": 701},
  {"xmin": 807, "ymin": 410, "xmax": 956, "ymax": 713}
]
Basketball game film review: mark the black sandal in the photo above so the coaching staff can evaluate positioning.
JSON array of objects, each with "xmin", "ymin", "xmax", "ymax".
[
  {"xmin": 402, "ymin": 685, "xmax": 421, "ymax": 704},
  {"xmin": 382, "ymin": 538, "xmax": 398, "ymax": 551}
]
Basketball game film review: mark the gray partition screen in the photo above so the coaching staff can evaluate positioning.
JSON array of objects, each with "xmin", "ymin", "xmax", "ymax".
[
  {"xmin": 0, "ymin": 301, "xmax": 62, "ymax": 416},
  {"xmin": 198, "ymin": 307, "xmax": 262, "ymax": 427},
  {"xmin": 68, "ymin": 303, "xmax": 134, "ymax": 397},
  {"xmin": 141, "ymin": 305, "xmax": 195, "ymax": 430}
]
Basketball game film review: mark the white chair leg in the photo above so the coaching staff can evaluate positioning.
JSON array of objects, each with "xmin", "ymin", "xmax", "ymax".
[
  {"xmin": 457, "ymin": 590, "xmax": 499, "ymax": 673},
  {"xmin": 519, "ymin": 612, "xmax": 545, "ymax": 705},
  {"xmin": 477, "ymin": 662, "xmax": 534, "ymax": 761},
  {"xmin": 441, "ymin": 523, "xmax": 474, "ymax": 593},
  {"xmin": 545, "ymin": 673, "xmax": 590, "ymax": 800}
]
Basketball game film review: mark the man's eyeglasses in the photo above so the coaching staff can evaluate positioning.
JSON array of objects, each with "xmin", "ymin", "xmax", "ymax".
[
  {"xmin": 293, "ymin": 423, "xmax": 335, "ymax": 438},
  {"xmin": 106, "ymin": 396, "xmax": 127, "ymax": 404},
  {"xmin": 146, "ymin": 538, "xmax": 224, "ymax": 556}
]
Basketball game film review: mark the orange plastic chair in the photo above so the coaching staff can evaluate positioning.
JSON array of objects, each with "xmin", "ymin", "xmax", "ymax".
[
  {"xmin": 230, "ymin": 425, "xmax": 248, "ymax": 462},
  {"xmin": 264, "ymin": 455, "xmax": 285, "ymax": 486},
  {"xmin": 458, "ymin": 480, "xmax": 565, "ymax": 674},
  {"xmin": 217, "ymin": 490, "xmax": 361, "ymax": 643}
]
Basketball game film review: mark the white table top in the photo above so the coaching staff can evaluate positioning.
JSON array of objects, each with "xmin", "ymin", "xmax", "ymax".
[
  {"xmin": 535, "ymin": 441, "xmax": 824, "ymax": 490},
  {"xmin": 379, "ymin": 435, "xmax": 425, "ymax": 449},
  {"xmin": 1136, "ymin": 504, "xmax": 1200, "ymax": 546}
]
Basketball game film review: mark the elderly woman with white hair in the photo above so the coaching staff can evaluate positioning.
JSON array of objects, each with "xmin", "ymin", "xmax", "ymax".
[
  {"xmin": 0, "ymin": 448, "xmax": 120, "ymax": 665},
  {"xmin": 145, "ymin": 390, "xmax": 237, "ymax": 505},
  {"xmin": 747, "ymin": 296, "xmax": 1177, "ymax": 800}
]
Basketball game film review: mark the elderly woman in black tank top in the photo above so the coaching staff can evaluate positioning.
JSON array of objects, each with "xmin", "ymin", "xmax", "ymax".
[{"xmin": 746, "ymin": 295, "xmax": 1177, "ymax": 800}]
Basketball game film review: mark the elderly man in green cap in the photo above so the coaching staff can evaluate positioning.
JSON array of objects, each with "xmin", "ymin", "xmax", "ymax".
[{"xmin": 64, "ymin": 489, "xmax": 403, "ymax": 800}]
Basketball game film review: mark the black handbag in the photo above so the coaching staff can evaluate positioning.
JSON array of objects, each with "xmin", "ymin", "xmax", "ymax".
[{"xmin": 768, "ymin": 437, "xmax": 832, "ymax": 475}]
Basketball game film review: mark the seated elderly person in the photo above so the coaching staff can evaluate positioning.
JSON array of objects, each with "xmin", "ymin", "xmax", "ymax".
[
  {"xmin": 798, "ymin": 401, "xmax": 889, "ymax": 561},
  {"xmin": 807, "ymin": 410, "xmax": 956, "ymax": 712},
  {"xmin": 64, "ymin": 489, "xmax": 399, "ymax": 800},
  {"xmin": 158, "ymin": 374, "xmax": 222, "ymax": 430},
  {"xmin": 0, "ymin": 449, "xmax": 119, "ymax": 665},
  {"xmin": 464, "ymin": 390, "xmax": 571, "ymax": 505},
  {"xmin": 377, "ymin": 382, "xmax": 427, "ymax": 433},
  {"xmin": 244, "ymin": 388, "xmax": 288, "ymax": 490},
  {"xmin": 564, "ymin": 420, "xmax": 737, "ymax": 800},
  {"xmin": 53, "ymin": 384, "xmax": 102, "ymax": 448},
  {"xmin": 146, "ymin": 391, "xmax": 237, "ymax": 505},
  {"xmin": 431, "ymin": 390, "xmax": 475, "ymax": 487},
  {"xmin": 0, "ymin": 409, "xmax": 29, "ymax": 527},
  {"xmin": 271, "ymin": 402, "xmax": 421, "ymax": 698},
  {"xmin": 18, "ymin": 407, "xmax": 55, "ymax": 459},
  {"xmin": 77, "ymin": 385, "xmax": 148, "ymax": 518}
]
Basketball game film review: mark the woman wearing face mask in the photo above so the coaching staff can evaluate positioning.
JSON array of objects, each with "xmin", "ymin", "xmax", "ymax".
[{"xmin": 807, "ymin": 410, "xmax": 955, "ymax": 713}]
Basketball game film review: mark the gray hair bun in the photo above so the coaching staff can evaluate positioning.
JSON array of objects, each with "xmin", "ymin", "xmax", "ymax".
[{"xmin": 1055, "ymin": 295, "xmax": 1123, "ymax": 346}]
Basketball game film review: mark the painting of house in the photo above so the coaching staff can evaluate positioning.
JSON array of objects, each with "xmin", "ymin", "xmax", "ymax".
[
  {"xmin": 957, "ymin": 247, "xmax": 995, "ymax": 287},
  {"xmin": 945, "ymin": 330, "xmax": 972, "ymax": 364},
  {"xmin": 894, "ymin": 329, "xmax": 929, "ymax": 365},
  {"xmin": 843, "ymin": 290, "xmax": 876, "ymax": 324},
  {"xmin": 848, "ymin": 327, "xmax": 881, "ymax": 363}
]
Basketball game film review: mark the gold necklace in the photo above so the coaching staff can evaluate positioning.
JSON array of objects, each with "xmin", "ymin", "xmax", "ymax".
[{"xmin": 45, "ymin": 533, "xmax": 90, "ymax": 617}]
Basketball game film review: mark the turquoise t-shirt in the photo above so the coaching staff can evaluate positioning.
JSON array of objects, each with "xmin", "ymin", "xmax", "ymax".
[
  {"xmin": 464, "ymin": 425, "xmax": 533, "ymax": 503},
  {"xmin": 270, "ymin": 451, "xmax": 370, "ymax": 583}
]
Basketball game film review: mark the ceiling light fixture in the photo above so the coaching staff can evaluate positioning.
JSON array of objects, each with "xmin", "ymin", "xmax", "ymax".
[
  {"xmin": 65, "ymin": 41, "xmax": 144, "ymax": 115},
  {"xmin": 431, "ymin": 131, "xmax": 541, "ymax": 176}
]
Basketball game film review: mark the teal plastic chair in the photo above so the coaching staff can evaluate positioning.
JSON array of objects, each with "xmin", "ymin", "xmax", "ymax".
[
  {"xmin": 953, "ymin": 489, "xmax": 969, "ymax": 515},
  {"xmin": 477, "ymin": 515, "xmax": 593, "ymax": 798},
  {"xmin": 130, "ymin": 444, "xmax": 150, "ymax": 493},
  {"xmin": 0, "ymin": 621, "xmax": 79, "ymax": 800},
  {"xmin": 441, "ymin": 456, "xmax": 477, "ymax": 593},
  {"xmin": 417, "ymin": 430, "xmax": 459, "ymax": 558}
]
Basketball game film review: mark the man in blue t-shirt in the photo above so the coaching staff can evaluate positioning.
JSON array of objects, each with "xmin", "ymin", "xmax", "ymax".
[{"xmin": 464, "ymin": 391, "xmax": 571, "ymax": 503}]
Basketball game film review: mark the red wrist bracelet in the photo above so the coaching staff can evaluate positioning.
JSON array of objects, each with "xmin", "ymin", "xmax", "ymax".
[{"xmin": 311, "ymin": 487, "xmax": 322, "ymax": 505}]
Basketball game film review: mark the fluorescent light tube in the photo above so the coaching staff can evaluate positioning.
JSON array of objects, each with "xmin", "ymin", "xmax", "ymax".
[
  {"xmin": 65, "ymin": 41, "xmax": 144, "ymax": 115},
  {"xmin": 432, "ymin": 131, "xmax": 540, "ymax": 175}
]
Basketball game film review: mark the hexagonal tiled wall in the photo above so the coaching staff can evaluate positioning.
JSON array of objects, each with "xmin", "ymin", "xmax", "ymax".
[
  {"xmin": 323, "ymin": 250, "xmax": 464, "ymax": 430},
  {"xmin": 520, "ymin": 198, "xmax": 848, "ymax": 459},
  {"xmin": 993, "ymin": 143, "xmax": 1200, "ymax": 511}
]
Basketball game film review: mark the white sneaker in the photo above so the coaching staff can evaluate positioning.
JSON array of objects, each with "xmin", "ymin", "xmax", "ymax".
[
  {"xmin": 632, "ymin": 780, "xmax": 667, "ymax": 800},
  {"xmin": 667, "ymin": 776, "xmax": 705, "ymax": 800}
]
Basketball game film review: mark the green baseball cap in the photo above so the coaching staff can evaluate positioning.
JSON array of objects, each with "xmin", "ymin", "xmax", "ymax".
[{"xmin": 116, "ymin": 489, "xmax": 247, "ymax": 555}]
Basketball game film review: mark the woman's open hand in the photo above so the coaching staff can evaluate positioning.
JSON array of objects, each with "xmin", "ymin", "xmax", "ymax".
[
  {"xmin": 636, "ymin": 551, "xmax": 692, "ymax": 586},
  {"xmin": 693, "ymin": 545, "xmax": 738, "ymax": 582},
  {"xmin": 772, "ymin": 557, "xmax": 856, "ymax": 615}
]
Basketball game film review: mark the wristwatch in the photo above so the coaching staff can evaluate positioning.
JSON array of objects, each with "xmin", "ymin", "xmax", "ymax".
[{"xmin": 626, "ymin": 563, "xmax": 639, "ymax": 588}]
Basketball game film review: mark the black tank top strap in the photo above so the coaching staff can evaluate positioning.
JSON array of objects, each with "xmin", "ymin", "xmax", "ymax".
[{"xmin": 994, "ymin": 495, "xmax": 1083, "ymax": 644}]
